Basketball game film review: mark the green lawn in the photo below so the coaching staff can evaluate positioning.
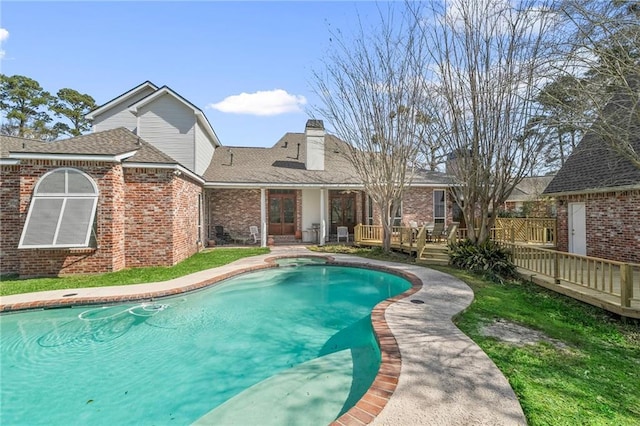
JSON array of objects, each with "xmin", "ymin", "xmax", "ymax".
[
  {"xmin": 313, "ymin": 246, "xmax": 640, "ymax": 426},
  {"xmin": 443, "ymin": 266, "xmax": 640, "ymax": 426},
  {"xmin": 0, "ymin": 247, "xmax": 269, "ymax": 296}
]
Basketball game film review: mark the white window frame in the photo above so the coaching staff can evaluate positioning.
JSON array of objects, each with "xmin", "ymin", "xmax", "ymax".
[
  {"xmin": 433, "ymin": 190, "xmax": 446, "ymax": 224},
  {"xmin": 19, "ymin": 168, "xmax": 99, "ymax": 249},
  {"xmin": 390, "ymin": 200, "xmax": 403, "ymax": 227}
]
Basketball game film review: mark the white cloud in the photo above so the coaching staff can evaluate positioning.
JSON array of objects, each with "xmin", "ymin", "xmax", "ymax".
[
  {"xmin": 0, "ymin": 28, "xmax": 8, "ymax": 59},
  {"xmin": 209, "ymin": 89, "xmax": 307, "ymax": 116}
]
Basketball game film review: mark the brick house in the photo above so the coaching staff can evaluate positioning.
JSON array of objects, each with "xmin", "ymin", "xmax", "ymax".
[
  {"xmin": 0, "ymin": 82, "xmax": 455, "ymax": 277},
  {"xmin": 543, "ymin": 94, "xmax": 640, "ymax": 264},
  {"xmin": 502, "ymin": 175, "xmax": 555, "ymax": 217}
]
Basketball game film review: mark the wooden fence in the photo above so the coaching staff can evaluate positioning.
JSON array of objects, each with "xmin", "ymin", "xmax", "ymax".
[
  {"xmin": 499, "ymin": 242, "xmax": 638, "ymax": 309},
  {"xmin": 456, "ymin": 218, "xmax": 556, "ymax": 246},
  {"xmin": 493, "ymin": 218, "xmax": 556, "ymax": 245}
]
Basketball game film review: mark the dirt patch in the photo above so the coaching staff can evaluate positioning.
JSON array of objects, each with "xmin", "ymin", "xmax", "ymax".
[{"xmin": 480, "ymin": 319, "xmax": 569, "ymax": 349}]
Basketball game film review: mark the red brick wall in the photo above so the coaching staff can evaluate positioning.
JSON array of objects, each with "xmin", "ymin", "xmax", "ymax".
[
  {"xmin": 1, "ymin": 162, "xmax": 203, "ymax": 277},
  {"xmin": 124, "ymin": 168, "xmax": 201, "ymax": 268},
  {"xmin": 3, "ymin": 161, "xmax": 127, "ymax": 277},
  {"xmin": 0, "ymin": 165, "xmax": 20, "ymax": 274},
  {"xmin": 369, "ymin": 187, "xmax": 454, "ymax": 226},
  {"xmin": 124, "ymin": 168, "xmax": 174, "ymax": 267},
  {"xmin": 556, "ymin": 190, "xmax": 640, "ymax": 264},
  {"xmin": 207, "ymin": 188, "xmax": 262, "ymax": 239},
  {"xmin": 172, "ymin": 174, "xmax": 203, "ymax": 263}
]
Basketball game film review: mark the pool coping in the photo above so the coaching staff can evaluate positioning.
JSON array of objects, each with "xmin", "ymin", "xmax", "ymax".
[{"xmin": 0, "ymin": 247, "xmax": 526, "ymax": 425}]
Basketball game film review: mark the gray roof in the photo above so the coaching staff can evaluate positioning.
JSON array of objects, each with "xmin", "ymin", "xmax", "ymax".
[
  {"xmin": 543, "ymin": 94, "xmax": 640, "ymax": 195},
  {"xmin": 3, "ymin": 127, "xmax": 455, "ymax": 187},
  {"xmin": 1, "ymin": 128, "xmax": 177, "ymax": 164},
  {"xmin": 203, "ymin": 132, "xmax": 454, "ymax": 187},
  {"xmin": 507, "ymin": 176, "xmax": 554, "ymax": 202},
  {"xmin": 204, "ymin": 133, "xmax": 360, "ymax": 185}
]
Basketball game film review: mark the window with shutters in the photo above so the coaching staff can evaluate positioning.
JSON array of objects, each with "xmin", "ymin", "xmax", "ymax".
[{"xmin": 19, "ymin": 168, "xmax": 99, "ymax": 249}]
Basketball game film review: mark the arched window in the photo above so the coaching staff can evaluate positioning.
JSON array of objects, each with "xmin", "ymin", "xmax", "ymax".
[{"xmin": 19, "ymin": 168, "xmax": 99, "ymax": 248}]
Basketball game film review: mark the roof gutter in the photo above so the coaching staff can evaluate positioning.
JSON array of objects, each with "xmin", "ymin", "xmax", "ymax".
[
  {"xmin": 123, "ymin": 162, "xmax": 205, "ymax": 184},
  {"xmin": 8, "ymin": 150, "xmax": 138, "ymax": 162},
  {"xmin": 203, "ymin": 182, "xmax": 366, "ymax": 189},
  {"xmin": 544, "ymin": 184, "xmax": 640, "ymax": 197}
]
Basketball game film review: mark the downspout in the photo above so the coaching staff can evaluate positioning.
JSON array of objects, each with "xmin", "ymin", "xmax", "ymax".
[
  {"xmin": 320, "ymin": 188, "xmax": 326, "ymax": 246},
  {"xmin": 260, "ymin": 188, "xmax": 267, "ymax": 248}
]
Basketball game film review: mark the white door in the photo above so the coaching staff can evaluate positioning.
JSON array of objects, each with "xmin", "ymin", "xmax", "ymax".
[{"xmin": 568, "ymin": 202, "xmax": 586, "ymax": 255}]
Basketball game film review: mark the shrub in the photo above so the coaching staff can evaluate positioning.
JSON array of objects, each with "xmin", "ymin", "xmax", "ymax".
[{"xmin": 448, "ymin": 239, "xmax": 517, "ymax": 281}]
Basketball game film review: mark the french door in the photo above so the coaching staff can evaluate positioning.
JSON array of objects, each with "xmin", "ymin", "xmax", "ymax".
[{"xmin": 268, "ymin": 190, "xmax": 296, "ymax": 235}]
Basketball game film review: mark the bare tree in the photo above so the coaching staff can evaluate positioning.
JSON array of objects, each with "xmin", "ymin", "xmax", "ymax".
[
  {"xmin": 557, "ymin": 0, "xmax": 640, "ymax": 169},
  {"xmin": 312, "ymin": 6, "xmax": 427, "ymax": 251},
  {"xmin": 411, "ymin": 0, "xmax": 560, "ymax": 244}
]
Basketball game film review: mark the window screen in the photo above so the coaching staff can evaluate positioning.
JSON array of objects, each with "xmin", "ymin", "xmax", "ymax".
[
  {"xmin": 433, "ymin": 190, "xmax": 446, "ymax": 224},
  {"xmin": 19, "ymin": 168, "xmax": 98, "ymax": 248}
]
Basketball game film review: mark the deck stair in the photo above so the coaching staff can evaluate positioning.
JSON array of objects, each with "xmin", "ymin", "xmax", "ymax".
[{"xmin": 418, "ymin": 244, "xmax": 450, "ymax": 265}]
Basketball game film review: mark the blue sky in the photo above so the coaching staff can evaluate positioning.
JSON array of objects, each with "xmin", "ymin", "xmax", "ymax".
[{"xmin": 0, "ymin": 1, "xmax": 387, "ymax": 147}]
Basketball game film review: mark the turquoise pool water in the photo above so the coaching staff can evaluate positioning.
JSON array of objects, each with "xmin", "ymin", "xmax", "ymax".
[{"xmin": 0, "ymin": 264, "xmax": 410, "ymax": 425}]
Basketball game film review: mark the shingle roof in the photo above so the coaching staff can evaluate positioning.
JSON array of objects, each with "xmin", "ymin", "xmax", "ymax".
[
  {"xmin": 543, "ymin": 95, "xmax": 640, "ymax": 195},
  {"xmin": 1, "ymin": 135, "xmax": 48, "ymax": 158},
  {"xmin": 203, "ymin": 133, "xmax": 361, "ymax": 185},
  {"xmin": 203, "ymin": 132, "xmax": 454, "ymax": 187},
  {"xmin": 507, "ymin": 176, "xmax": 554, "ymax": 202},
  {"xmin": 1, "ymin": 128, "xmax": 177, "ymax": 164}
]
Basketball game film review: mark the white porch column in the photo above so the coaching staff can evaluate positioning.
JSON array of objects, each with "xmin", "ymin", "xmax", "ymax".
[
  {"xmin": 319, "ymin": 188, "xmax": 326, "ymax": 246},
  {"xmin": 260, "ymin": 188, "xmax": 267, "ymax": 248}
]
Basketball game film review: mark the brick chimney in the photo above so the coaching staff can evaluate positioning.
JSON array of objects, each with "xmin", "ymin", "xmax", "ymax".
[{"xmin": 305, "ymin": 119, "xmax": 325, "ymax": 171}]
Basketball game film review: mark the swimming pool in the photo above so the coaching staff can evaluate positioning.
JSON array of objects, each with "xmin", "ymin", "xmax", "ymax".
[{"xmin": 0, "ymin": 263, "xmax": 411, "ymax": 425}]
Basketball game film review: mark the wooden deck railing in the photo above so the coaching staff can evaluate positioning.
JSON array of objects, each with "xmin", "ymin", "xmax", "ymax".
[
  {"xmin": 456, "ymin": 218, "xmax": 556, "ymax": 246},
  {"xmin": 498, "ymin": 242, "xmax": 638, "ymax": 308},
  {"xmin": 354, "ymin": 224, "xmax": 429, "ymax": 255}
]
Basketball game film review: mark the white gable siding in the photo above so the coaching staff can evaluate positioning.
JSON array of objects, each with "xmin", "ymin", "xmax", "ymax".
[
  {"xmin": 194, "ymin": 122, "xmax": 215, "ymax": 175},
  {"xmin": 92, "ymin": 87, "xmax": 157, "ymax": 133},
  {"xmin": 137, "ymin": 94, "xmax": 196, "ymax": 171}
]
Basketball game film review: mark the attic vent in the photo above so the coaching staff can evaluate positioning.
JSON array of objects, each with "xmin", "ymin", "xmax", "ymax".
[{"xmin": 283, "ymin": 141, "xmax": 288, "ymax": 148}]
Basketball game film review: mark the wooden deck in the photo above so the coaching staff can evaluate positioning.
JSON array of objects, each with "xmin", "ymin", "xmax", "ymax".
[
  {"xmin": 500, "ymin": 242, "xmax": 640, "ymax": 319},
  {"xmin": 354, "ymin": 224, "xmax": 640, "ymax": 319}
]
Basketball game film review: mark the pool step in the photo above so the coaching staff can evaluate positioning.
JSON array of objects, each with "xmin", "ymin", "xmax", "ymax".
[{"xmin": 193, "ymin": 350, "xmax": 354, "ymax": 426}]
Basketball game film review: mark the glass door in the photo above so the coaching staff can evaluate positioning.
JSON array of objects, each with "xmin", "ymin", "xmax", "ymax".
[
  {"xmin": 268, "ymin": 190, "xmax": 296, "ymax": 235},
  {"xmin": 329, "ymin": 191, "xmax": 356, "ymax": 235}
]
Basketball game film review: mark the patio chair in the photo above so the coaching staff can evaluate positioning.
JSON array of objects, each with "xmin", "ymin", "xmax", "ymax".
[
  {"xmin": 336, "ymin": 226, "xmax": 349, "ymax": 243},
  {"xmin": 431, "ymin": 222, "xmax": 445, "ymax": 242},
  {"xmin": 214, "ymin": 225, "xmax": 232, "ymax": 245},
  {"xmin": 408, "ymin": 220, "xmax": 419, "ymax": 241},
  {"xmin": 249, "ymin": 226, "xmax": 261, "ymax": 244}
]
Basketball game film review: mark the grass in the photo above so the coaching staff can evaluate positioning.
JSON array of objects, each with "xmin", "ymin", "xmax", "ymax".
[
  {"xmin": 315, "ymin": 245, "xmax": 640, "ymax": 426},
  {"xmin": 0, "ymin": 247, "xmax": 269, "ymax": 296},
  {"xmin": 445, "ymin": 266, "xmax": 640, "ymax": 426}
]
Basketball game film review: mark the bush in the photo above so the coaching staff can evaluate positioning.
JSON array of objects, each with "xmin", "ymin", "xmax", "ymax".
[{"xmin": 448, "ymin": 239, "xmax": 517, "ymax": 281}]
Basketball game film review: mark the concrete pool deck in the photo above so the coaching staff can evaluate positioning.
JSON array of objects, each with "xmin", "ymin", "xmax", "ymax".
[{"xmin": 0, "ymin": 246, "xmax": 526, "ymax": 425}]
